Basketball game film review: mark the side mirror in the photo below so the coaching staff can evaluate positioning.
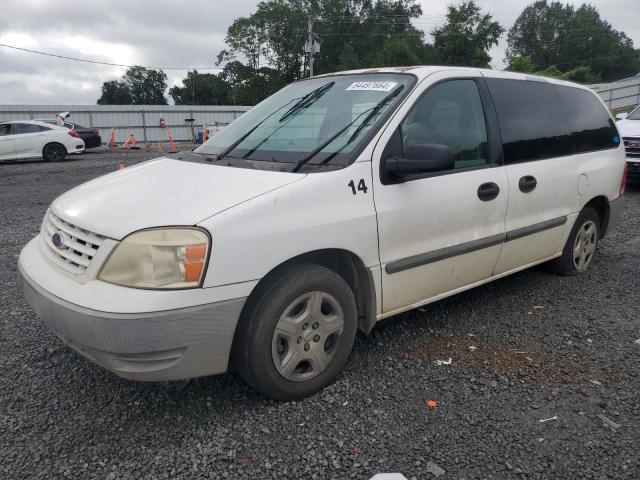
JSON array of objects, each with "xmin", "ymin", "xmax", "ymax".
[
  {"xmin": 384, "ymin": 143, "xmax": 454, "ymax": 178},
  {"xmin": 616, "ymin": 112, "xmax": 629, "ymax": 120}
]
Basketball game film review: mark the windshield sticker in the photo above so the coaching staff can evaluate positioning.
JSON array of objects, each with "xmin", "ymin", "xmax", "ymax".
[{"xmin": 346, "ymin": 81, "xmax": 398, "ymax": 92}]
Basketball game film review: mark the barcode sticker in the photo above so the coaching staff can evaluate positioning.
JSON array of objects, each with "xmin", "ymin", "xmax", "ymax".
[{"xmin": 346, "ymin": 81, "xmax": 398, "ymax": 92}]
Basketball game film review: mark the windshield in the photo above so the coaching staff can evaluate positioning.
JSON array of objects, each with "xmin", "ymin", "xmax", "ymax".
[
  {"xmin": 194, "ymin": 74, "xmax": 414, "ymax": 170},
  {"xmin": 628, "ymin": 106, "xmax": 640, "ymax": 120}
]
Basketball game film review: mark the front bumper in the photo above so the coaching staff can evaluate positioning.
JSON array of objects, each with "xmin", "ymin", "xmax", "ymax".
[{"xmin": 19, "ymin": 245, "xmax": 246, "ymax": 382}]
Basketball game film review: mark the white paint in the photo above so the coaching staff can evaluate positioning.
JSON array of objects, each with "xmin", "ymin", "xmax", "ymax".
[
  {"xmin": 52, "ymin": 158, "xmax": 305, "ymax": 239},
  {"xmin": 0, "ymin": 120, "xmax": 84, "ymax": 161},
  {"xmin": 19, "ymin": 66, "xmax": 627, "ymax": 381}
]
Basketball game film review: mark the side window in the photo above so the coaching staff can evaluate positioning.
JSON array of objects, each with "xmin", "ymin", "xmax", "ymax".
[
  {"xmin": 0, "ymin": 124, "xmax": 10, "ymax": 136},
  {"xmin": 557, "ymin": 86, "xmax": 619, "ymax": 153},
  {"xmin": 13, "ymin": 123, "xmax": 43, "ymax": 135},
  {"xmin": 486, "ymin": 78, "xmax": 573, "ymax": 164},
  {"xmin": 38, "ymin": 125, "xmax": 52, "ymax": 132},
  {"xmin": 400, "ymin": 79, "xmax": 489, "ymax": 170}
]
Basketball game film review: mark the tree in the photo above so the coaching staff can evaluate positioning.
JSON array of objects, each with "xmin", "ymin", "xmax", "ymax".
[
  {"xmin": 97, "ymin": 80, "xmax": 131, "ymax": 105},
  {"xmin": 431, "ymin": 1, "xmax": 504, "ymax": 67},
  {"xmin": 507, "ymin": 1, "xmax": 639, "ymax": 81},
  {"xmin": 217, "ymin": 0, "xmax": 432, "ymax": 104},
  {"xmin": 169, "ymin": 70, "xmax": 231, "ymax": 105},
  {"xmin": 220, "ymin": 61, "xmax": 284, "ymax": 105},
  {"xmin": 97, "ymin": 66, "xmax": 168, "ymax": 105},
  {"xmin": 315, "ymin": 0, "xmax": 428, "ymax": 73},
  {"xmin": 506, "ymin": 55, "xmax": 535, "ymax": 73},
  {"xmin": 123, "ymin": 66, "xmax": 168, "ymax": 105}
]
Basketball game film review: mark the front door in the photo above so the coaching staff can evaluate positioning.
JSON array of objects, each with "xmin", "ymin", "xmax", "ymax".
[
  {"xmin": 373, "ymin": 73, "xmax": 508, "ymax": 315},
  {"xmin": 0, "ymin": 123, "xmax": 17, "ymax": 160}
]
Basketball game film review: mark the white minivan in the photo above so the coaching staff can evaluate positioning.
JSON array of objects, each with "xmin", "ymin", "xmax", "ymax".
[{"xmin": 19, "ymin": 67, "xmax": 626, "ymax": 400}]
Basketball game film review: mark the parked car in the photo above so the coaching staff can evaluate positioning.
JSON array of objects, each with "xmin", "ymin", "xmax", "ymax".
[
  {"xmin": 615, "ymin": 106, "xmax": 640, "ymax": 183},
  {"xmin": 0, "ymin": 120, "xmax": 85, "ymax": 162},
  {"xmin": 19, "ymin": 67, "xmax": 626, "ymax": 400},
  {"xmin": 39, "ymin": 119, "xmax": 102, "ymax": 149}
]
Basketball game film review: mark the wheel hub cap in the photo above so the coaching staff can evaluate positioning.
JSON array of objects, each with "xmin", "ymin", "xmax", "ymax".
[
  {"xmin": 572, "ymin": 220, "xmax": 597, "ymax": 272},
  {"xmin": 271, "ymin": 291, "xmax": 344, "ymax": 382}
]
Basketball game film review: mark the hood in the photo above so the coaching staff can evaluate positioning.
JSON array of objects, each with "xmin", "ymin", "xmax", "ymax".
[
  {"xmin": 51, "ymin": 157, "xmax": 304, "ymax": 239},
  {"xmin": 617, "ymin": 118, "xmax": 640, "ymax": 138}
]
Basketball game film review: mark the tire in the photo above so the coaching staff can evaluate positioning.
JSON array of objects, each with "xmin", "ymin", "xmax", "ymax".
[
  {"xmin": 233, "ymin": 264, "xmax": 357, "ymax": 400},
  {"xmin": 545, "ymin": 207, "xmax": 600, "ymax": 276},
  {"xmin": 42, "ymin": 143, "xmax": 67, "ymax": 162}
]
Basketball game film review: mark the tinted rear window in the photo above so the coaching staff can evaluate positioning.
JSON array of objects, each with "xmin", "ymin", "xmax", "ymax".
[
  {"xmin": 486, "ymin": 78, "xmax": 619, "ymax": 164},
  {"xmin": 558, "ymin": 86, "xmax": 619, "ymax": 153}
]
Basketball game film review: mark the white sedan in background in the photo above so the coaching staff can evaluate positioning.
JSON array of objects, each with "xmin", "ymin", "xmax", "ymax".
[{"xmin": 0, "ymin": 120, "xmax": 85, "ymax": 162}]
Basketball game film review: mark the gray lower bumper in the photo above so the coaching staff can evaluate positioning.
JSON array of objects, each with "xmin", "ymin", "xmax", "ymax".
[
  {"xmin": 604, "ymin": 196, "xmax": 624, "ymax": 238},
  {"xmin": 20, "ymin": 266, "xmax": 246, "ymax": 381}
]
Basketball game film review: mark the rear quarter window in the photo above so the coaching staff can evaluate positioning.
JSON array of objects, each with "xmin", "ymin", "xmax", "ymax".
[{"xmin": 557, "ymin": 86, "xmax": 619, "ymax": 153}]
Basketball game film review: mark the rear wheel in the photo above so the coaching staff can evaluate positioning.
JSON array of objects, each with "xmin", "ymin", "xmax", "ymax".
[
  {"xmin": 42, "ymin": 143, "xmax": 66, "ymax": 162},
  {"xmin": 233, "ymin": 264, "xmax": 357, "ymax": 400},
  {"xmin": 545, "ymin": 207, "xmax": 599, "ymax": 275}
]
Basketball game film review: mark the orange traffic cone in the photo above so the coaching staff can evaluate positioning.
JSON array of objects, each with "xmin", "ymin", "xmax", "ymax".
[
  {"xmin": 157, "ymin": 142, "xmax": 164, "ymax": 153},
  {"xmin": 145, "ymin": 143, "xmax": 152, "ymax": 152},
  {"xmin": 166, "ymin": 127, "xmax": 177, "ymax": 153},
  {"xmin": 108, "ymin": 126, "xmax": 116, "ymax": 149},
  {"xmin": 120, "ymin": 130, "xmax": 137, "ymax": 149},
  {"xmin": 118, "ymin": 163, "xmax": 125, "ymax": 170},
  {"xmin": 202, "ymin": 124, "xmax": 208, "ymax": 144}
]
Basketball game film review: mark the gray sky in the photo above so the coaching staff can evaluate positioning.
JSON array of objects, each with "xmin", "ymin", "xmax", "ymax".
[{"xmin": 0, "ymin": 0, "xmax": 638, "ymax": 104}]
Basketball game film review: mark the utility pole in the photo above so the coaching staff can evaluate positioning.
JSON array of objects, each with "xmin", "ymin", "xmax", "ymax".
[{"xmin": 307, "ymin": 17, "xmax": 315, "ymax": 77}]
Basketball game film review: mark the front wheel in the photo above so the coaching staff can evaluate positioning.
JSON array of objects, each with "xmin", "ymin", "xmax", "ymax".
[
  {"xmin": 42, "ymin": 143, "xmax": 67, "ymax": 162},
  {"xmin": 545, "ymin": 207, "xmax": 600, "ymax": 275},
  {"xmin": 233, "ymin": 264, "xmax": 357, "ymax": 400}
]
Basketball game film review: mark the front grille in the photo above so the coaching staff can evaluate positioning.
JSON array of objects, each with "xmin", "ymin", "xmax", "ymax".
[
  {"xmin": 623, "ymin": 137, "xmax": 640, "ymax": 158},
  {"xmin": 41, "ymin": 210, "xmax": 105, "ymax": 275}
]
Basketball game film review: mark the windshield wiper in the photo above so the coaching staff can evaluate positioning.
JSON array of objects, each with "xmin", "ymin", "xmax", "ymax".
[
  {"xmin": 292, "ymin": 84, "xmax": 405, "ymax": 172},
  {"xmin": 213, "ymin": 96, "xmax": 303, "ymax": 161},
  {"xmin": 238, "ymin": 81, "xmax": 336, "ymax": 161},
  {"xmin": 279, "ymin": 81, "xmax": 335, "ymax": 124}
]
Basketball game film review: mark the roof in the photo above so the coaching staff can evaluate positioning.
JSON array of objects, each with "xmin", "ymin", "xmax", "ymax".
[
  {"xmin": 317, "ymin": 65, "xmax": 588, "ymax": 90},
  {"xmin": 0, "ymin": 119, "xmax": 67, "ymax": 129}
]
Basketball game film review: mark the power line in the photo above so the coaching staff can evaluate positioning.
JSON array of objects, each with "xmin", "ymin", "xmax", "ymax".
[{"xmin": 0, "ymin": 43, "xmax": 223, "ymax": 71}]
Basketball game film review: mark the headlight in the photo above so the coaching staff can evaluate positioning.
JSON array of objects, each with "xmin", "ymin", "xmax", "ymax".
[{"xmin": 98, "ymin": 228, "xmax": 210, "ymax": 289}]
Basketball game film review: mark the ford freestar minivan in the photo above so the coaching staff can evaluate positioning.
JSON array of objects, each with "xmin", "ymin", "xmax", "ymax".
[{"xmin": 19, "ymin": 67, "xmax": 626, "ymax": 400}]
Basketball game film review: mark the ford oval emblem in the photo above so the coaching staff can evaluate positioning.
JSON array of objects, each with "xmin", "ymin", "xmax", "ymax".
[{"xmin": 51, "ymin": 232, "xmax": 64, "ymax": 248}]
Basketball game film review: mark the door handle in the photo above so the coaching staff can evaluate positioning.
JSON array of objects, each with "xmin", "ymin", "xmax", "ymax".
[
  {"xmin": 519, "ymin": 175, "xmax": 537, "ymax": 193},
  {"xmin": 477, "ymin": 182, "xmax": 500, "ymax": 201}
]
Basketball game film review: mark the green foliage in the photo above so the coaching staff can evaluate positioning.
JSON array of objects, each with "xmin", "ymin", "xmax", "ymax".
[
  {"xmin": 97, "ymin": 80, "xmax": 131, "ymax": 105},
  {"xmin": 169, "ymin": 70, "xmax": 231, "ymax": 105},
  {"xmin": 432, "ymin": 1, "xmax": 504, "ymax": 68},
  {"xmin": 220, "ymin": 61, "xmax": 285, "ymax": 105},
  {"xmin": 506, "ymin": 55, "xmax": 535, "ymax": 73},
  {"xmin": 559, "ymin": 66, "xmax": 599, "ymax": 84},
  {"xmin": 216, "ymin": 0, "xmax": 503, "ymax": 104},
  {"xmin": 507, "ymin": 1, "xmax": 640, "ymax": 82},
  {"xmin": 97, "ymin": 66, "xmax": 168, "ymax": 105},
  {"xmin": 123, "ymin": 66, "xmax": 168, "ymax": 105}
]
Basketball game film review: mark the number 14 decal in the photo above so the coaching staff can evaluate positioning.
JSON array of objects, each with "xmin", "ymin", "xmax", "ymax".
[{"xmin": 348, "ymin": 179, "xmax": 368, "ymax": 195}]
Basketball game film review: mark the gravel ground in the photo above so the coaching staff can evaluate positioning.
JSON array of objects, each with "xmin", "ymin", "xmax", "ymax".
[{"xmin": 1, "ymin": 149, "xmax": 639, "ymax": 480}]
